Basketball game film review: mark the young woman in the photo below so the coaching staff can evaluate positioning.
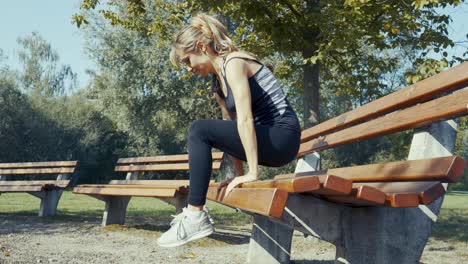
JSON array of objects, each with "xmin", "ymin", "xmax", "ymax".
[{"xmin": 157, "ymin": 13, "xmax": 301, "ymax": 247}]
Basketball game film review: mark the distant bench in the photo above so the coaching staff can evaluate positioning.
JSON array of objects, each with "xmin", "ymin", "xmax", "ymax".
[
  {"xmin": 0, "ymin": 161, "xmax": 78, "ymax": 216},
  {"xmin": 204, "ymin": 62, "xmax": 468, "ymax": 263},
  {"xmin": 73, "ymin": 153, "xmax": 223, "ymax": 226}
]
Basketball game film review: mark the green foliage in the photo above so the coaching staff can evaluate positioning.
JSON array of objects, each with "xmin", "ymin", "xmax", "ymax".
[
  {"xmin": 451, "ymin": 116, "xmax": 468, "ymax": 190},
  {"xmin": 17, "ymin": 32, "xmax": 77, "ymax": 96},
  {"xmin": 73, "ymin": 0, "xmax": 466, "ymax": 121},
  {"xmin": 81, "ymin": 10, "xmax": 218, "ymax": 158},
  {"xmin": 0, "ymin": 33, "xmax": 126, "ymax": 184}
]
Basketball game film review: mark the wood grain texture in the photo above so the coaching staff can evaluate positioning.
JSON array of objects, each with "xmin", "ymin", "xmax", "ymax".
[
  {"xmin": 117, "ymin": 152, "xmax": 224, "ymax": 164},
  {"xmin": 275, "ymin": 156, "xmax": 465, "ymax": 183},
  {"xmin": 206, "ymin": 186, "xmax": 288, "ymax": 218},
  {"xmin": 0, "ymin": 180, "xmax": 70, "ymax": 188},
  {"xmin": 355, "ymin": 181, "xmax": 446, "ymax": 207},
  {"xmin": 0, "ymin": 161, "xmax": 77, "ymax": 169},
  {"xmin": 298, "ymin": 88, "xmax": 468, "ymax": 157},
  {"xmin": 108, "ymin": 180, "xmax": 190, "ymax": 186},
  {"xmin": 240, "ymin": 176, "xmax": 321, "ymax": 193},
  {"xmin": 114, "ymin": 161, "xmax": 222, "ymax": 172},
  {"xmin": 73, "ymin": 186, "xmax": 177, "ymax": 197},
  {"xmin": 300, "ymin": 62, "xmax": 468, "ymax": 143},
  {"xmin": 0, "ymin": 167, "xmax": 75, "ymax": 175},
  {"xmin": 0, "ymin": 185, "xmax": 43, "ymax": 192}
]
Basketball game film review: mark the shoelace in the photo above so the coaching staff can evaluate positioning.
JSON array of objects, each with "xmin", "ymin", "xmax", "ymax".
[
  {"xmin": 171, "ymin": 208, "xmax": 214, "ymax": 225},
  {"xmin": 176, "ymin": 215, "xmax": 188, "ymax": 240},
  {"xmin": 170, "ymin": 212, "xmax": 184, "ymax": 226}
]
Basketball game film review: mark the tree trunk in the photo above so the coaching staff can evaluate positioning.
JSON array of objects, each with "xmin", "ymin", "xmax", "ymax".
[{"xmin": 302, "ymin": 43, "xmax": 320, "ymax": 129}]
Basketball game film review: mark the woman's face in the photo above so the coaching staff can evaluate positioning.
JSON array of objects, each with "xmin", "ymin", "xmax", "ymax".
[{"xmin": 176, "ymin": 48, "xmax": 213, "ymax": 77}]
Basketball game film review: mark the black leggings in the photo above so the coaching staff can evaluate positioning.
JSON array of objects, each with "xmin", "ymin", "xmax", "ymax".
[{"xmin": 187, "ymin": 119, "xmax": 300, "ymax": 205}]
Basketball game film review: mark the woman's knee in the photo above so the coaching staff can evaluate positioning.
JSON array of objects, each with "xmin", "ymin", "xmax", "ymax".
[{"xmin": 188, "ymin": 120, "xmax": 210, "ymax": 142}]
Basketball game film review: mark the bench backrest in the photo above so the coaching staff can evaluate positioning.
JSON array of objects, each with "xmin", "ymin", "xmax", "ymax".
[
  {"xmin": 0, "ymin": 161, "xmax": 77, "ymax": 176},
  {"xmin": 298, "ymin": 62, "xmax": 468, "ymax": 158},
  {"xmin": 114, "ymin": 152, "xmax": 224, "ymax": 180},
  {"xmin": 0, "ymin": 161, "xmax": 78, "ymax": 188}
]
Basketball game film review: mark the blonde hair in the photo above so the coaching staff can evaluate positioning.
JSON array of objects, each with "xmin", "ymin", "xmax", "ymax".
[{"xmin": 170, "ymin": 13, "xmax": 238, "ymax": 67}]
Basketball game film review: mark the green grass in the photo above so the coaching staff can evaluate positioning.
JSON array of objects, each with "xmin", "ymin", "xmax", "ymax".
[
  {"xmin": 0, "ymin": 191, "xmax": 466, "ymax": 241},
  {"xmin": 0, "ymin": 191, "xmax": 252, "ymax": 227},
  {"xmin": 432, "ymin": 193, "xmax": 468, "ymax": 242}
]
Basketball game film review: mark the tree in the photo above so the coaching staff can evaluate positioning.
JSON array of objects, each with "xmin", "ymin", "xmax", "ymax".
[
  {"xmin": 74, "ymin": 0, "xmax": 466, "ymax": 128},
  {"xmin": 0, "ymin": 33, "xmax": 126, "ymax": 184},
  {"xmin": 81, "ymin": 11, "xmax": 219, "ymax": 157},
  {"xmin": 17, "ymin": 32, "xmax": 77, "ymax": 96}
]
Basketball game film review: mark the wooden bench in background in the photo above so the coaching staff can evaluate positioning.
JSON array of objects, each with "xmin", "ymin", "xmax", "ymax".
[
  {"xmin": 73, "ymin": 152, "xmax": 223, "ymax": 226},
  {"xmin": 206, "ymin": 62, "xmax": 468, "ymax": 263},
  {"xmin": 0, "ymin": 161, "xmax": 78, "ymax": 216}
]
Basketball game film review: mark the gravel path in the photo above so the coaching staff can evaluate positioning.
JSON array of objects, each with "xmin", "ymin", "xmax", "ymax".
[{"xmin": 0, "ymin": 214, "xmax": 466, "ymax": 263}]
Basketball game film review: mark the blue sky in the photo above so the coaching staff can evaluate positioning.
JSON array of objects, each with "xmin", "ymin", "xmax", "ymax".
[
  {"xmin": 0, "ymin": 1, "xmax": 467, "ymax": 89},
  {"xmin": 0, "ymin": 0, "xmax": 93, "ymax": 87}
]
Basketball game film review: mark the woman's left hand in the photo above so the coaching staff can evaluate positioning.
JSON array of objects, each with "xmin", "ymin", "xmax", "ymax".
[{"xmin": 225, "ymin": 172, "xmax": 258, "ymax": 197}]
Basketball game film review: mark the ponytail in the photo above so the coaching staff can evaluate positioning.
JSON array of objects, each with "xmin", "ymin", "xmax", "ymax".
[{"xmin": 170, "ymin": 13, "xmax": 238, "ymax": 67}]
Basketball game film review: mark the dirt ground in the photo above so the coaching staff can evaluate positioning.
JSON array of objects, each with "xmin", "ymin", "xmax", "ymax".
[{"xmin": 0, "ymin": 214, "xmax": 467, "ymax": 264}]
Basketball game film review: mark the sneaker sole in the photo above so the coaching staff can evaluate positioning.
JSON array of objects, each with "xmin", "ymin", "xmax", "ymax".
[{"xmin": 157, "ymin": 227, "xmax": 214, "ymax": 248}]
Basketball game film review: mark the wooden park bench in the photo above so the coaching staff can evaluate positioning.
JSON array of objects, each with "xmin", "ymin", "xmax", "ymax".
[
  {"xmin": 0, "ymin": 160, "xmax": 78, "ymax": 216},
  {"xmin": 72, "ymin": 152, "xmax": 223, "ymax": 226},
  {"xmin": 205, "ymin": 62, "xmax": 468, "ymax": 263}
]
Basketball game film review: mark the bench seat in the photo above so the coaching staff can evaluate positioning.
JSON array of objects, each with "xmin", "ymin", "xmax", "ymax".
[{"xmin": 72, "ymin": 153, "xmax": 223, "ymax": 226}]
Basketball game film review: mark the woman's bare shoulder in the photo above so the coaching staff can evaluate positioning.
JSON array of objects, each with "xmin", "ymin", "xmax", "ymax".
[{"xmin": 225, "ymin": 51, "xmax": 258, "ymax": 63}]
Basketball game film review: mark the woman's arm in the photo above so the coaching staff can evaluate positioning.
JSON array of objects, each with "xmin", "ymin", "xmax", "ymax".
[{"xmin": 223, "ymin": 58, "xmax": 259, "ymax": 194}]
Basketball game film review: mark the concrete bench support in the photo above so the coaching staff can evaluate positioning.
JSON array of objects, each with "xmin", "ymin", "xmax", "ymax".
[
  {"xmin": 247, "ymin": 215, "xmax": 294, "ymax": 264},
  {"xmin": 335, "ymin": 120, "xmax": 457, "ymax": 263},
  {"xmin": 28, "ymin": 174, "xmax": 70, "ymax": 217},
  {"xmin": 102, "ymin": 196, "xmax": 132, "ymax": 226},
  {"xmin": 28, "ymin": 189, "xmax": 64, "ymax": 217},
  {"xmin": 246, "ymin": 120, "xmax": 458, "ymax": 263},
  {"xmin": 158, "ymin": 192, "xmax": 188, "ymax": 214}
]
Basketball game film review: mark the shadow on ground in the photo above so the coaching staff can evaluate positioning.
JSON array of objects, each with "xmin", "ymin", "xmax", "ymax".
[
  {"xmin": 292, "ymin": 261, "xmax": 334, "ymax": 264},
  {"xmin": 431, "ymin": 209, "xmax": 468, "ymax": 242}
]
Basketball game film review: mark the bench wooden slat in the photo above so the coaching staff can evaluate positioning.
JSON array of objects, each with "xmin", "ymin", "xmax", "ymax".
[
  {"xmin": 246, "ymin": 174, "xmax": 352, "ymax": 195},
  {"xmin": 114, "ymin": 161, "xmax": 222, "ymax": 172},
  {"xmin": 117, "ymin": 152, "xmax": 224, "ymax": 164},
  {"xmin": 73, "ymin": 186, "xmax": 177, "ymax": 197},
  {"xmin": 0, "ymin": 161, "xmax": 78, "ymax": 169},
  {"xmin": 206, "ymin": 186, "xmax": 288, "ymax": 218},
  {"xmin": 0, "ymin": 185, "xmax": 44, "ymax": 192},
  {"xmin": 108, "ymin": 180, "xmax": 215, "ymax": 186},
  {"xmin": 75, "ymin": 184, "xmax": 187, "ymax": 191},
  {"xmin": 300, "ymin": 62, "xmax": 468, "ymax": 143},
  {"xmin": 298, "ymin": 88, "xmax": 468, "ymax": 157},
  {"xmin": 275, "ymin": 156, "xmax": 465, "ymax": 183},
  {"xmin": 108, "ymin": 180, "xmax": 190, "ymax": 186},
  {"xmin": 324, "ymin": 185, "xmax": 387, "ymax": 206},
  {"xmin": 356, "ymin": 181, "xmax": 446, "ymax": 207},
  {"xmin": 0, "ymin": 180, "xmax": 70, "ymax": 188},
  {"xmin": 0, "ymin": 167, "xmax": 76, "ymax": 175},
  {"xmin": 239, "ymin": 176, "xmax": 321, "ymax": 193}
]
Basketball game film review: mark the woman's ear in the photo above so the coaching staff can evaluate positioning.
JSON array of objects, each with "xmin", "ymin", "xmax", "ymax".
[{"xmin": 196, "ymin": 41, "xmax": 207, "ymax": 53}]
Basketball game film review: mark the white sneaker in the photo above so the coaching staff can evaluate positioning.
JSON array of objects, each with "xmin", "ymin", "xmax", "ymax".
[
  {"xmin": 170, "ymin": 206, "xmax": 214, "ymax": 226},
  {"xmin": 158, "ymin": 207, "xmax": 214, "ymax": 247}
]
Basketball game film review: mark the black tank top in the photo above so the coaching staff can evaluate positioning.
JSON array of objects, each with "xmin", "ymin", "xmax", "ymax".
[{"xmin": 212, "ymin": 56, "xmax": 300, "ymax": 133}]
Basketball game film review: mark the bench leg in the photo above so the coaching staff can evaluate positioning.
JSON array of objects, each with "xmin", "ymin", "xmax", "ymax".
[
  {"xmin": 102, "ymin": 196, "xmax": 131, "ymax": 226},
  {"xmin": 247, "ymin": 215, "xmax": 293, "ymax": 264},
  {"xmin": 158, "ymin": 193, "xmax": 188, "ymax": 214},
  {"xmin": 39, "ymin": 190, "xmax": 64, "ymax": 217},
  {"xmin": 334, "ymin": 200, "xmax": 444, "ymax": 264}
]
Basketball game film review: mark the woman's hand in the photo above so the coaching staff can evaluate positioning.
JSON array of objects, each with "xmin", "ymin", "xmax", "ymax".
[{"xmin": 224, "ymin": 172, "xmax": 258, "ymax": 197}]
